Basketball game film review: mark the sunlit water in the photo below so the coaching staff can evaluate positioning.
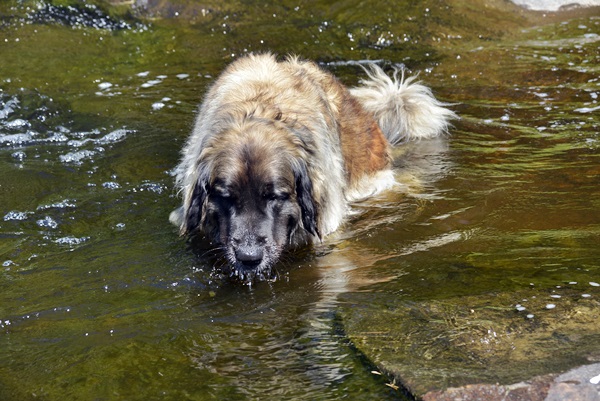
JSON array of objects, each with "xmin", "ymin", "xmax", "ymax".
[{"xmin": 1, "ymin": 1, "xmax": 599, "ymax": 399}]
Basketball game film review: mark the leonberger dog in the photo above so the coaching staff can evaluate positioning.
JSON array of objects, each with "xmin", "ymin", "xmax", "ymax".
[{"xmin": 170, "ymin": 53, "xmax": 455, "ymax": 281}]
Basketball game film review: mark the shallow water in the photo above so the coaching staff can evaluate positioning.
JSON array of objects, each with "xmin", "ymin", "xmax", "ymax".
[{"xmin": 1, "ymin": 1, "xmax": 599, "ymax": 399}]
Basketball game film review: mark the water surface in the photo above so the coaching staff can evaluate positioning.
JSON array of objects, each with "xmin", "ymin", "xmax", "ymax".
[{"xmin": 1, "ymin": 1, "xmax": 599, "ymax": 399}]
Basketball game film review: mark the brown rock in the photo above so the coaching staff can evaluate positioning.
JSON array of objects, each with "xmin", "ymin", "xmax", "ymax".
[
  {"xmin": 422, "ymin": 374, "xmax": 555, "ymax": 401},
  {"xmin": 422, "ymin": 364, "xmax": 600, "ymax": 401}
]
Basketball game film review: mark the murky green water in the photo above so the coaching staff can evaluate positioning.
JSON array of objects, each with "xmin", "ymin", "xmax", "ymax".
[{"xmin": 1, "ymin": 1, "xmax": 599, "ymax": 399}]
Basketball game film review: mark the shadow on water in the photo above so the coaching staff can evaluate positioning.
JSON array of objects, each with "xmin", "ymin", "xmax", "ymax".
[{"xmin": 1, "ymin": 0, "xmax": 600, "ymax": 399}]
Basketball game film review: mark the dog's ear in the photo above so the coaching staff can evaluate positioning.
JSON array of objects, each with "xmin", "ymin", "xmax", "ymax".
[
  {"xmin": 294, "ymin": 161, "xmax": 321, "ymax": 239},
  {"xmin": 184, "ymin": 176, "xmax": 207, "ymax": 235}
]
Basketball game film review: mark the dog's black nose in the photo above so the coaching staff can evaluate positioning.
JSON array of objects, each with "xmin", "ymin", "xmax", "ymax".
[{"xmin": 235, "ymin": 246, "xmax": 264, "ymax": 268}]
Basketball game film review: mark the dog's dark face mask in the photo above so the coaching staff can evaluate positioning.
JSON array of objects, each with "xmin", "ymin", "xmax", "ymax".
[{"xmin": 185, "ymin": 139, "xmax": 319, "ymax": 282}]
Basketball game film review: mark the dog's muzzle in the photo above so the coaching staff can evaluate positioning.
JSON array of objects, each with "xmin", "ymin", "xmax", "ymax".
[{"xmin": 234, "ymin": 243, "xmax": 264, "ymax": 269}]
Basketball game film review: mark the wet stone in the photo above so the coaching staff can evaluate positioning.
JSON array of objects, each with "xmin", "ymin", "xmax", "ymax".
[
  {"xmin": 27, "ymin": 2, "xmax": 134, "ymax": 30},
  {"xmin": 423, "ymin": 363, "xmax": 600, "ymax": 401},
  {"xmin": 422, "ymin": 374, "xmax": 555, "ymax": 401},
  {"xmin": 338, "ymin": 286, "xmax": 600, "ymax": 398}
]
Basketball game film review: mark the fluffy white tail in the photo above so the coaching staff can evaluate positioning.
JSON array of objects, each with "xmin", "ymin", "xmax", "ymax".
[{"xmin": 349, "ymin": 65, "xmax": 457, "ymax": 145}]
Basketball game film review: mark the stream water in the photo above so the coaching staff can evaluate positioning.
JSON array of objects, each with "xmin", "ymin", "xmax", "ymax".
[{"xmin": 1, "ymin": 1, "xmax": 599, "ymax": 400}]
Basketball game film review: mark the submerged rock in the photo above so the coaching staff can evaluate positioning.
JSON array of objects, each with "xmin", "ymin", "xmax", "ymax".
[
  {"xmin": 28, "ymin": 2, "xmax": 133, "ymax": 30},
  {"xmin": 423, "ymin": 374, "xmax": 556, "ymax": 401},
  {"xmin": 339, "ymin": 286, "xmax": 600, "ymax": 398},
  {"xmin": 129, "ymin": 0, "xmax": 219, "ymax": 20},
  {"xmin": 423, "ymin": 363, "xmax": 600, "ymax": 401}
]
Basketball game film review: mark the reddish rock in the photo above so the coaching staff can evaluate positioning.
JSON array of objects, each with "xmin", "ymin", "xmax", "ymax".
[
  {"xmin": 422, "ymin": 363, "xmax": 600, "ymax": 401},
  {"xmin": 422, "ymin": 374, "xmax": 554, "ymax": 401}
]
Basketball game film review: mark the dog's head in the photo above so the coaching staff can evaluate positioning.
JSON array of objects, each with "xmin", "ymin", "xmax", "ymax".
[{"xmin": 181, "ymin": 121, "xmax": 320, "ymax": 281}]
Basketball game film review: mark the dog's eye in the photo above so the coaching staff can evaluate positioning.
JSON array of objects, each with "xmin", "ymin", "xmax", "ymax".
[
  {"xmin": 212, "ymin": 186, "xmax": 232, "ymax": 200},
  {"xmin": 264, "ymin": 192, "xmax": 290, "ymax": 202}
]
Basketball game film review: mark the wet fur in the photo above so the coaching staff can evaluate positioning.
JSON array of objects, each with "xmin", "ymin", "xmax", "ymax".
[{"xmin": 171, "ymin": 53, "xmax": 456, "ymax": 281}]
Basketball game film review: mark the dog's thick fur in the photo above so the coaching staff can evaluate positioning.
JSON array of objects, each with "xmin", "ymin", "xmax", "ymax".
[{"xmin": 171, "ymin": 53, "xmax": 455, "ymax": 281}]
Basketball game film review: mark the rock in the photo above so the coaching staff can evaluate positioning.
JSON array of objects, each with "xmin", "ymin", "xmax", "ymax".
[
  {"xmin": 422, "ymin": 363, "xmax": 600, "ymax": 401},
  {"xmin": 423, "ymin": 373, "xmax": 555, "ymax": 401},
  {"xmin": 130, "ymin": 0, "xmax": 222, "ymax": 20},
  {"xmin": 510, "ymin": 0, "xmax": 600, "ymax": 12},
  {"xmin": 546, "ymin": 363, "xmax": 600, "ymax": 401},
  {"xmin": 339, "ymin": 286, "xmax": 600, "ymax": 397}
]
